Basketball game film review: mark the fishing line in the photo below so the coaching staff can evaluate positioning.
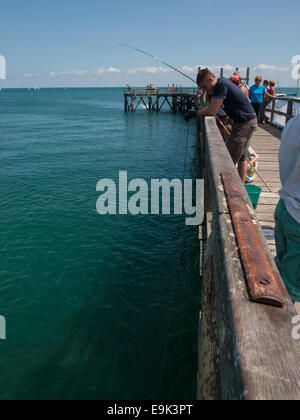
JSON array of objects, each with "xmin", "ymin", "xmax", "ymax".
[
  {"xmin": 119, "ymin": 43, "xmax": 197, "ymax": 395},
  {"xmin": 118, "ymin": 43, "xmax": 197, "ymax": 84},
  {"xmin": 159, "ymin": 122, "xmax": 191, "ymax": 398},
  {"xmin": 119, "ymin": 43, "xmax": 210, "ymax": 394}
]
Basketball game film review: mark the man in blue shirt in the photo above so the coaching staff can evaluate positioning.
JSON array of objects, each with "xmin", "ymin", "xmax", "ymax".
[{"xmin": 185, "ymin": 69, "xmax": 257, "ymax": 183}]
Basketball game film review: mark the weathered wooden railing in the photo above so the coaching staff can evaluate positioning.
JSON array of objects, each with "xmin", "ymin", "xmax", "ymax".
[
  {"xmin": 266, "ymin": 96, "xmax": 300, "ymax": 127},
  {"xmin": 197, "ymin": 116, "xmax": 300, "ymax": 400}
]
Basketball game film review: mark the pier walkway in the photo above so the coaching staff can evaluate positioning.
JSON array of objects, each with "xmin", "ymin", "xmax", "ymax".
[
  {"xmin": 251, "ymin": 124, "xmax": 300, "ymax": 315},
  {"xmin": 251, "ymin": 124, "xmax": 282, "ymax": 258}
]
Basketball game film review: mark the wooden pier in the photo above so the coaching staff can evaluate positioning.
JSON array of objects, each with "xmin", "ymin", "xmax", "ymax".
[
  {"xmin": 252, "ymin": 123, "xmax": 300, "ymax": 315},
  {"xmin": 124, "ymin": 88, "xmax": 198, "ymax": 113},
  {"xmin": 251, "ymin": 124, "xmax": 282, "ymax": 258},
  {"xmin": 197, "ymin": 116, "xmax": 300, "ymax": 401}
]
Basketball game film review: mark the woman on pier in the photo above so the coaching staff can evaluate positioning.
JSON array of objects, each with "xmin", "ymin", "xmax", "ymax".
[
  {"xmin": 259, "ymin": 80, "xmax": 276, "ymax": 123},
  {"xmin": 249, "ymin": 76, "xmax": 276, "ymax": 119},
  {"xmin": 249, "ymin": 75, "xmax": 266, "ymax": 118}
]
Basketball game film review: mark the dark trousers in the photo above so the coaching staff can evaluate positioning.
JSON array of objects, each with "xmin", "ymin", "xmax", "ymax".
[
  {"xmin": 259, "ymin": 100, "xmax": 271, "ymax": 123},
  {"xmin": 251, "ymin": 102, "xmax": 263, "ymax": 119}
]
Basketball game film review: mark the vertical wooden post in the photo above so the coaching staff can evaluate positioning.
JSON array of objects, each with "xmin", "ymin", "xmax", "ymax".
[
  {"xmin": 246, "ymin": 68, "xmax": 250, "ymax": 86},
  {"xmin": 174, "ymin": 96, "xmax": 178, "ymax": 113},
  {"xmin": 270, "ymin": 99, "xmax": 276, "ymax": 125},
  {"xmin": 198, "ymin": 244, "xmax": 221, "ymax": 401},
  {"xmin": 286, "ymin": 99, "xmax": 293, "ymax": 124}
]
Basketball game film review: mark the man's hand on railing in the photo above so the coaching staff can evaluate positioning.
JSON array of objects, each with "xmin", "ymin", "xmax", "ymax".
[{"xmin": 184, "ymin": 110, "xmax": 198, "ymax": 122}]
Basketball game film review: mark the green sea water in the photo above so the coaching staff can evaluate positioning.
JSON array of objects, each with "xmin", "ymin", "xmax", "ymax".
[{"xmin": 0, "ymin": 88, "xmax": 201, "ymax": 400}]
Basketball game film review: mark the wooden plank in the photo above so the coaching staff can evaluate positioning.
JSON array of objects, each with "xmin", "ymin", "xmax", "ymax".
[
  {"xmin": 253, "ymin": 175, "xmax": 281, "ymax": 181},
  {"xmin": 256, "ymin": 204, "xmax": 277, "ymax": 213},
  {"xmin": 256, "ymin": 213, "xmax": 277, "ymax": 222},
  {"xmin": 222, "ymin": 171, "xmax": 284, "ymax": 308},
  {"xmin": 260, "ymin": 222, "xmax": 276, "ymax": 229},
  {"xmin": 257, "ymin": 197, "xmax": 280, "ymax": 205}
]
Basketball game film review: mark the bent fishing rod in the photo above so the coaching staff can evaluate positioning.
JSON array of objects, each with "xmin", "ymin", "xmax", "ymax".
[{"xmin": 118, "ymin": 43, "xmax": 197, "ymax": 84}]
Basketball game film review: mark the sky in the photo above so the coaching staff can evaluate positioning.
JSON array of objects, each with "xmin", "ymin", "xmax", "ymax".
[{"xmin": 0, "ymin": 0, "xmax": 299, "ymax": 88}]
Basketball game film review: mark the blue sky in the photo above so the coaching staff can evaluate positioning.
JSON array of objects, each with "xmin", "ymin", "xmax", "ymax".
[{"xmin": 1, "ymin": 0, "xmax": 299, "ymax": 87}]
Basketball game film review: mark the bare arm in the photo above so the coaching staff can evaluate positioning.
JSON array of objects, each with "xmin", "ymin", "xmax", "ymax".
[
  {"xmin": 197, "ymin": 98, "xmax": 224, "ymax": 117},
  {"xmin": 242, "ymin": 86, "xmax": 249, "ymax": 99},
  {"xmin": 250, "ymin": 152, "xmax": 260, "ymax": 164},
  {"xmin": 265, "ymin": 91, "xmax": 276, "ymax": 99}
]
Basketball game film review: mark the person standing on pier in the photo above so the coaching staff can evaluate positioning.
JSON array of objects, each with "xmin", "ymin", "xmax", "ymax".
[
  {"xmin": 263, "ymin": 80, "xmax": 269, "ymax": 90},
  {"xmin": 249, "ymin": 76, "xmax": 266, "ymax": 118},
  {"xmin": 185, "ymin": 69, "xmax": 257, "ymax": 183},
  {"xmin": 230, "ymin": 74, "xmax": 249, "ymax": 99},
  {"xmin": 275, "ymin": 115, "xmax": 300, "ymax": 305},
  {"xmin": 259, "ymin": 80, "xmax": 276, "ymax": 123}
]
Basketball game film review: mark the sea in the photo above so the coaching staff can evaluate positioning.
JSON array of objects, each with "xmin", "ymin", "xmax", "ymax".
[{"xmin": 0, "ymin": 88, "xmax": 201, "ymax": 400}]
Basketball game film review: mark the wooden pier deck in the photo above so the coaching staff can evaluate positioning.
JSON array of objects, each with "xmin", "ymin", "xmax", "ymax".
[
  {"xmin": 251, "ymin": 124, "xmax": 300, "ymax": 315},
  {"xmin": 251, "ymin": 124, "xmax": 282, "ymax": 258}
]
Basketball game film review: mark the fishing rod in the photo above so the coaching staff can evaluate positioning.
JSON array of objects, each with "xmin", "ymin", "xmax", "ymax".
[
  {"xmin": 118, "ymin": 43, "xmax": 197, "ymax": 84},
  {"xmin": 120, "ymin": 44, "xmax": 272, "ymax": 193}
]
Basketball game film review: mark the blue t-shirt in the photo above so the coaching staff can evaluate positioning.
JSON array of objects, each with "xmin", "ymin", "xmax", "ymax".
[
  {"xmin": 213, "ymin": 77, "xmax": 256, "ymax": 123},
  {"xmin": 249, "ymin": 85, "xmax": 266, "ymax": 104}
]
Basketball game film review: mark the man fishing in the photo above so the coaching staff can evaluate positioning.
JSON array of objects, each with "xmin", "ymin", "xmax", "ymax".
[{"xmin": 185, "ymin": 69, "xmax": 257, "ymax": 184}]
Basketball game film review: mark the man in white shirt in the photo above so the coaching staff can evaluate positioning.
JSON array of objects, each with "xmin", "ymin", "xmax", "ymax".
[{"xmin": 275, "ymin": 115, "xmax": 300, "ymax": 303}]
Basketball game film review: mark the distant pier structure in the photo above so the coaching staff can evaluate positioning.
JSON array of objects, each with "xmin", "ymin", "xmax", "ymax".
[
  {"xmin": 124, "ymin": 87, "xmax": 199, "ymax": 113},
  {"xmin": 124, "ymin": 67, "xmax": 250, "ymax": 113}
]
